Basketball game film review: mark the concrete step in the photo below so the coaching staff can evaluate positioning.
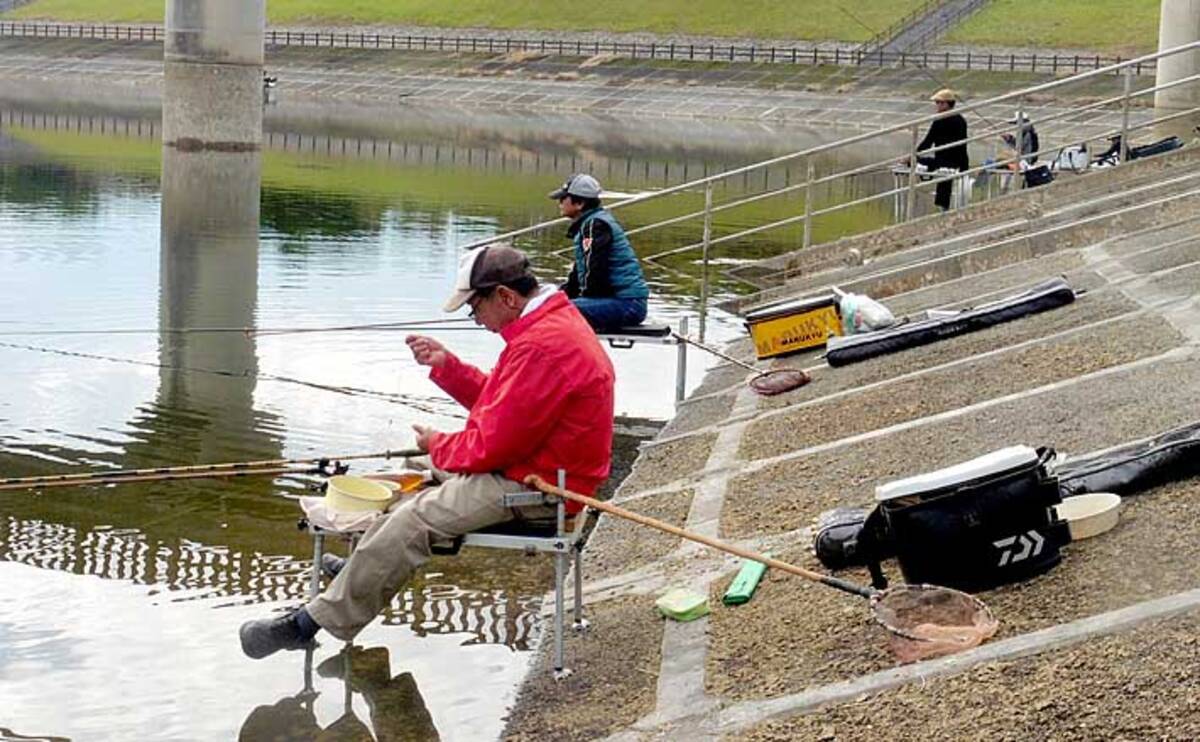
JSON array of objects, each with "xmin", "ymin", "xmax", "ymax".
[
  {"xmin": 709, "ymin": 471, "xmax": 1200, "ymax": 709},
  {"xmin": 764, "ymin": 166, "xmax": 1200, "ymax": 301},
  {"xmin": 1087, "ymin": 214, "xmax": 1200, "ymax": 259},
  {"xmin": 725, "ymin": 146, "xmax": 1200, "ymax": 305},
  {"xmin": 810, "ymin": 186, "xmax": 1200, "ymax": 301},
  {"xmin": 724, "ymin": 344, "xmax": 1200, "ymax": 539},
  {"xmin": 741, "ymin": 311, "xmax": 1186, "ymax": 461}
]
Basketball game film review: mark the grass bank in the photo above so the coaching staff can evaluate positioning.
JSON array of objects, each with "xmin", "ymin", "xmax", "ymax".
[
  {"xmin": 6, "ymin": 0, "xmax": 925, "ymax": 41},
  {"xmin": 946, "ymin": 0, "xmax": 1161, "ymax": 55}
]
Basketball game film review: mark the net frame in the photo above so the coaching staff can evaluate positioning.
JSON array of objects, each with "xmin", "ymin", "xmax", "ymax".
[
  {"xmin": 868, "ymin": 583, "xmax": 999, "ymax": 663},
  {"xmin": 748, "ymin": 368, "xmax": 811, "ymax": 396}
]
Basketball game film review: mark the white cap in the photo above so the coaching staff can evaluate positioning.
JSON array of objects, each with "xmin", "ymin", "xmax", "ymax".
[{"xmin": 443, "ymin": 244, "xmax": 532, "ymax": 313}]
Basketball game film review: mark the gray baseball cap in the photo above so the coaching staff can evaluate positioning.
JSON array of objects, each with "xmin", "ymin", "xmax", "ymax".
[{"xmin": 548, "ymin": 173, "xmax": 602, "ymax": 200}]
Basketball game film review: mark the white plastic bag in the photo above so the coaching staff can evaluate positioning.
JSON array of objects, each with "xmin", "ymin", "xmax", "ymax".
[
  {"xmin": 838, "ymin": 292, "xmax": 896, "ymax": 335},
  {"xmin": 1053, "ymin": 145, "xmax": 1088, "ymax": 174}
]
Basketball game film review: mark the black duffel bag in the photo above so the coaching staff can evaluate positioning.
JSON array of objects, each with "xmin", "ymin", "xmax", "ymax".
[
  {"xmin": 1058, "ymin": 419, "xmax": 1200, "ymax": 497},
  {"xmin": 871, "ymin": 446, "xmax": 1070, "ymax": 592},
  {"xmin": 1023, "ymin": 164, "xmax": 1054, "ymax": 188}
]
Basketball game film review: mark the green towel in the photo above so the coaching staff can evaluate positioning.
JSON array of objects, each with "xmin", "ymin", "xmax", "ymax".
[
  {"xmin": 655, "ymin": 588, "xmax": 710, "ymax": 622},
  {"xmin": 722, "ymin": 559, "xmax": 768, "ymax": 606}
]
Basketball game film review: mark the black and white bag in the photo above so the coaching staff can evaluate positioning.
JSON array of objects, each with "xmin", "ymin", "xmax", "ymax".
[{"xmin": 870, "ymin": 446, "xmax": 1071, "ymax": 592}]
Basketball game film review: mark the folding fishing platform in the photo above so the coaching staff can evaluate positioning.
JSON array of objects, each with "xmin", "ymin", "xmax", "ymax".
[
  {"xmin": 596, "ymin": 318, "xmax": 689, "ymax": 406},
  {"xmin": 300, "ymin": 469, "xmax": 591, "ymax": 679}
]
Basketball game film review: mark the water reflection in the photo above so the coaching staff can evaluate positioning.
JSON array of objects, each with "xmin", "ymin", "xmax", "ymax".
[
  {"xmin": 0, "ymin": 511, "xmax": 542, "ymax": 647},
  {"xmin": 239, "ymin": 643, "xmax": 439, "ymax": 741},
  {"xmin": 0, "ymin": 561, "xmax": 522, "ymax": 739},
  {"xmin": 0, "ymin": 104, "xmax": 906, "ymax": 292},
  {"xmin": 2, "ymin": 99, "xmax": 847, "ymax": 739}
]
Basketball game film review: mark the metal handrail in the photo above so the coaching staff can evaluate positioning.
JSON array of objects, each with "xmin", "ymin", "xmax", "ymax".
[
  {"xmin": 899, "ymin": 0, "xmax": 992, "ymax": 54},
  {"xmin": 462, "ymin": 39, "xmax": 1200, "ymax": 256},
  {"xmin": 457, "ymin": 39, "xmax": 1200, "ymax": 342},
  {"xmin": 855, "ymin": 0, "xmax": 945, "ymax": 54}
]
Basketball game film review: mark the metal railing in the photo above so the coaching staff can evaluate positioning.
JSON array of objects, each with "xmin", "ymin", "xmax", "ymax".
[
  {"xmin": 454, "ymin": 40, "xmax": 1200, "ymax": 337},
  {"xmin": 890, "ymin": 0, "xmax": 993, "ymax": 54},
  {"xmin": 855, "ymin": 0, "xmax": 945, "ymax": 55},
  {"xmin": 0, "ymin": 21, "xmax": 1160, "ymax": 76}
]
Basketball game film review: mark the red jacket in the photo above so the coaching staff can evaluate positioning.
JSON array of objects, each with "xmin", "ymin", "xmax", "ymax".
[{"xmin": 427, "ymin": 291, "xmax": 615, "ymax": 507}]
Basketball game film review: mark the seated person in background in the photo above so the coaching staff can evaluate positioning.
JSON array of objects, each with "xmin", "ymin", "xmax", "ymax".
[
  {"xmin": 238, "ymin": 244, "xmax": 615, "ymax": 659},
  {"xmin": 1001, "ymin": 110, "xmax": 1040, "ymax": 166},
  {"xmin": 550, "ymin": 173, "xmax": 650, "ymax": 332}
]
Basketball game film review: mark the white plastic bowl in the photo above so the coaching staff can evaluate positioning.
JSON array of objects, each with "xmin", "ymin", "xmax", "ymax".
[
  {"xmin": 325, "ymin": 475, "xmax": 392, "ymax": 513},
  {"xmin": 1054, "ymin": 492, "xmax": 1122, "ymax": 541}
]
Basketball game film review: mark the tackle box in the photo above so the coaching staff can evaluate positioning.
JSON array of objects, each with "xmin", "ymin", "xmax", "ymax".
[{"xmin": 743, "ymin": 293, "xmax": 841, "ymax": 360}]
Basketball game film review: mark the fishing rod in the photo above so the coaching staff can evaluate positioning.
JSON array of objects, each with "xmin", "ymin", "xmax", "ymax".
[
  {"xmin": 0, "ymin": 465, "xmax": 315, "ymax": 492},
  {"xmin": 0, "ymin": 340, "xmax": 467, "ymax": 420},
  {"xmin": 0, "ymin": 447, "xmax": 424, "ymax": 491},
  {"xmin": 0, "ymin": 317, "xmax": 478, "ymax": 338}
]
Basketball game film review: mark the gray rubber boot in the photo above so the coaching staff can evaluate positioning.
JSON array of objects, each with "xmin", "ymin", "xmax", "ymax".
[
  {"xmin": 239, "ymin": 609, "xmax": 316, "ymax": 660},
  {"xmin": 321, "ymin": 553, "xmax": 346, "ymax": 580}
]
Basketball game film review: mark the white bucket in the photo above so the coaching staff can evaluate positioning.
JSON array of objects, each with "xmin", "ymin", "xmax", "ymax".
[
  {"xmin": 1054, "ymin": 492, "xmax": 1121, "ymax": 541},
  {"xmin": 324, "ymin": 475, "xmax": 392, "ymax": 513}
]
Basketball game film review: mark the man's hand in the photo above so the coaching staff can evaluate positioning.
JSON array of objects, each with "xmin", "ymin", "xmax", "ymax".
[
  {"xmin": 412, "ymin": 424, "xmax": 438, "ymax": 453},
  {"xmin": 406, "ymin": 335, "xmax": 448, "ymax": 369}
]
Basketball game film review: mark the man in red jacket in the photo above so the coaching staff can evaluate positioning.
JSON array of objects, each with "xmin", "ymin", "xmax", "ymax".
[{"xmin": 240, "ymin": 244, "xmax": 615, "ymax": 659}]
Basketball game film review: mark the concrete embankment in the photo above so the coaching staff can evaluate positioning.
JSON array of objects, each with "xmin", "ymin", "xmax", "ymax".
[
  {"xmin": 503, "ymin": 146, "xmax": 1200, "ymax": 739},
  {"xmin": 0, "ymin": 34, "xmax": 1147, "ymax": 138}
]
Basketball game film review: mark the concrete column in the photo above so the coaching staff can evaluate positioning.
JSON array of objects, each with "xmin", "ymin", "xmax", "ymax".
[
  {"xmin": 1155, "ymin": 0, "xmax": 1200, "ymax": 137},
  {"xmin": 155, "ymin": 147, "xmax": 276, "ymax": 463},
  {"xmin": 162, "ymin": 0, "xmax": 265, "ymax": 150}
]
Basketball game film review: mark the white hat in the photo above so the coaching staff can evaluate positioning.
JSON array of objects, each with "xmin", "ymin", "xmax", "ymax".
[{"xmin": 443, "ymin": 244, "xmax": 533, "ymax": 313}]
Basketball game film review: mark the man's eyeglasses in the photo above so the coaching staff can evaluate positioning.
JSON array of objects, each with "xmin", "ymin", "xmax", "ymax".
[{"xmin": 467, "ymin": 287, "xmax": 497, "ymax": 319}]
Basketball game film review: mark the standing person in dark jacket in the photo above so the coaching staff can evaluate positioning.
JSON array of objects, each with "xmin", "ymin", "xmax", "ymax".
[
  {"xmin": 550, "ymin": 173, "xmax": 650, "ymax": 332},
  {"xmin": 915, "ymin": 88, "xmax": 970, "ymax": 211}
]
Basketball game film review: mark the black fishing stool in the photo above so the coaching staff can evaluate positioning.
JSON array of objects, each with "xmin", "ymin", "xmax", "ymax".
[{"xmin": 300, "ymin": 469, "xmax": 590, "ymax": 679}]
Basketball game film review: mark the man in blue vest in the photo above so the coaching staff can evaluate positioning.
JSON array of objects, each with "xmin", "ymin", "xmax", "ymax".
[{"xmin": 550, "ymin": 173, "xmax": 650, "ymax": 332}]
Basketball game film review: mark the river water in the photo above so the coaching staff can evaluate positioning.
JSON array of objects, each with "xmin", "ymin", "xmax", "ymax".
[{"xmin": 0, "ymin": 103, "xmax": 897, "ymax": 740}]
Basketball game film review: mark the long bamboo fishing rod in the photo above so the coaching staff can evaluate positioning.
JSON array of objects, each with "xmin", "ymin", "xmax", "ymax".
[
  {"xmin": 0, "ymin": 448, "xmax": 423, "ymax": 489},
  {"xmin": 0, "ymin": 317, "xmax": 478, "ymax": 338},
  {"xmin": 0, "ymin": 465, "xmax": 320, "ymax": 492}
]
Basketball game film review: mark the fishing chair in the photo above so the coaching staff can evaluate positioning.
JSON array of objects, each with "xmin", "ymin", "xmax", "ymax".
[
  {"xmin": 596, "ymin": 318, "xmax": 689, "ymax": 406},
  {"xmin": 301, "ymin": 469, "xmax": 591, "ymax": 679}
]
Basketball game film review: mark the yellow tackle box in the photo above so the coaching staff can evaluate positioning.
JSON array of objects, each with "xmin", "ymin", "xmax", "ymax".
[{"xmin": 744, "ymin": 294, "xmax": 841, "ymax": 359}]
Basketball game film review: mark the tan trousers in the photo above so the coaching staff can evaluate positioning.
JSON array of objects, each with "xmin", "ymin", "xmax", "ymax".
[{"xmin": 306, "ymin": 470, "xmax": 550, "ymax": 640}]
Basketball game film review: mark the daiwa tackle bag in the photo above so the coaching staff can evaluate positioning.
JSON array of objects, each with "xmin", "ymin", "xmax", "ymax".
[{"xmin": 871, "ymin": 446, "xmax": 1070, "ymax": 592}]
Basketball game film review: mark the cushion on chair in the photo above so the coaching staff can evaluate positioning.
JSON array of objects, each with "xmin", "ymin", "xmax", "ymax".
[
  {"xmin": 599, "ymin": 323, "xmax": 670, "ymax": 338},
  {"xmin": 474, "ymin": 515, "xmax": 577, "ymax": 537}
]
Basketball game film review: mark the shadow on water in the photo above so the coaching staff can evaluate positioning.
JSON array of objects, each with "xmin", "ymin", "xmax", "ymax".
[
  {"xmin": 0, "ymin": 101, "xmax": 900, "ymax": 739},
  {"xmin": 239, "ymin": 643, "xmax": 440, "ymax": 742}
]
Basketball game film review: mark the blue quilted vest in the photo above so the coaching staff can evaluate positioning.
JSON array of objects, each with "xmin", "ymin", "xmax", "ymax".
[{"xmin": 573, "ymin": 209, "xmax": 649, "ymax": 299}]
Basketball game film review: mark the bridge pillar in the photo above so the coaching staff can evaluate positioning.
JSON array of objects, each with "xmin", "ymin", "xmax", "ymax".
[
  {"xmin": 1155, "ymin": 0, "xmax": 1200, "ymax": 137},
  {"xmin": 162, "ymin": 0, "xmax": 265, "ymax": 150}
]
